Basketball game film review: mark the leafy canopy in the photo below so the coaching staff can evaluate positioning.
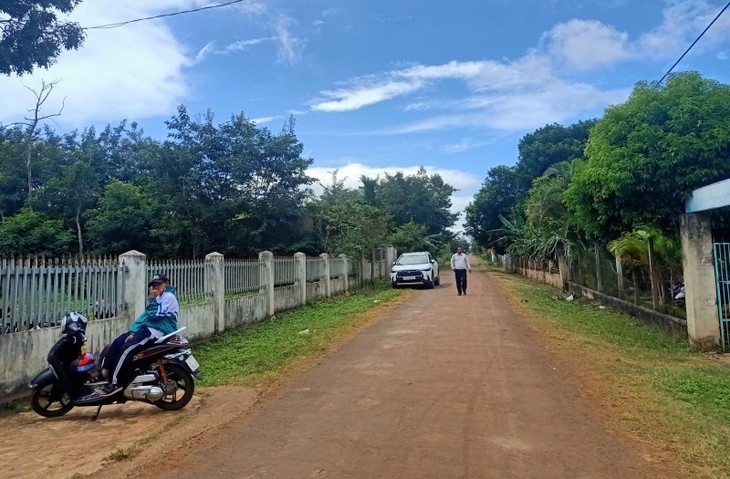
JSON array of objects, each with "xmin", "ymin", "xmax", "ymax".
[
  {"xmin": 565, "ymin": 72, "xmax": 730, "ymax": 238},
  {"xmin": 0, "ymin": 0, "xmax": 85, "ymax": 75}
]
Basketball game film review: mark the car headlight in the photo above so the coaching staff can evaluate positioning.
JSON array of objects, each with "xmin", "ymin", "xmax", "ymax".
[{"xmin": 420, "ymin": 267, "xmax": 431, "ymax": 271}]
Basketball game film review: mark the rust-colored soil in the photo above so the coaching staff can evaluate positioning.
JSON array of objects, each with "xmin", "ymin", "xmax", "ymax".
[{"xmin": 1, "ymin": 267, "xmax": 686, "ymax": 479}]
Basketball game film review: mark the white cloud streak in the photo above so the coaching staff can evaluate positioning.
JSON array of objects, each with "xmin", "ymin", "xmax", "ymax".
[{"xmin": 309, "ymin": 0, "xmax": 728, "ymax": 133}]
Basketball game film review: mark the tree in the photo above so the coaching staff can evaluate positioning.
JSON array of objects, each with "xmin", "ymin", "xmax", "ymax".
[
  {"xmin": 148, "ymin": 107, "xmax": 314, "ymax": 257},
  {"xmin": 608, "ymin": 228, "xmax": 682, "ymax": 307},
  {"xmin": 84, "ymin": 180, "xmax": 160, "ymax": 255},
  {"xmin": 0, "ymin": 0, "xmax": 85, "ymax": 76},
  {"xmin": 32, "ymin": 126, "xmax": 114, "ymax": 253},
  {"xmin": 309, "ymin": 172, "xmax": 391, "ymax": 259},
  {"xmin": 18, "ymin": 79, "xmax": 65, "ymax": 202},
  {"xmin": 518, "ymin": 159, "xmax": 587, "ymax": 261},
  {"xmin": 376, "ymin": 167, "xmax": 457, "ymax": 251},
  {"xmin": 466, "ymin": 121, "xmax": 594, "ymax": 253},
  {"xmin": 0, "ymin": 207, "xmax": 74, "ymax": 255},
  {"xmin": 514, "ymin": 120, "xmax": 596, "ymax": 191},
  {"xmin": 464, "ymin": 165, "xmax": 521, "ymax": 252},
  {"xmin": 388, "ymin": 221, "xmax": 438, "ymax": 253},
  {"xmin": 565, "ymin": 72, "xmax": 730, "ymax": 238}
]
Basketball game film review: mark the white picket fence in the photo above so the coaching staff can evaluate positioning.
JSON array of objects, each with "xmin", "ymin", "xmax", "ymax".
[{"xmin": 0, "ymin": 251, "xmax": 384, "ymax": 334}]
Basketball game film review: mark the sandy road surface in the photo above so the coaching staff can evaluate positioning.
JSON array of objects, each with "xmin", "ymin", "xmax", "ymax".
[{"xmin": 90, "ymin": 266, "xmax": 673, "ymax": 479}]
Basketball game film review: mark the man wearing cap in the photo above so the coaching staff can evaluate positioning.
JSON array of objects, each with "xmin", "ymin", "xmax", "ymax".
[{"xmin": 96, "ymin": 274, "xmax": 179, "ymax": 397}]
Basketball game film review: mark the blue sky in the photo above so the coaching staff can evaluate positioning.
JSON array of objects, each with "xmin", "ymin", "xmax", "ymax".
[{"xmin": 1, "ymin": 0, "xmax": 729, "ymax": 231}]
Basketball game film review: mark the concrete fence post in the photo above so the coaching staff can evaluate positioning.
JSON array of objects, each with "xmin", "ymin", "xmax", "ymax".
[
  {"xmin": 205, "ymin": 252, "xmax": 225, "ymax": 334},
  {"xmin": 119, "ymin": 250, "xmax": 147, "ymax": 324},
  {"xmin": 320, "ymin": 253, "xmax": 331, "ymax": 298},
  {"xmin": 295, "ymin": 252, "xmax": 307, "ymax": 306},
  {"xmin": 680, "ymin": 213, "xmax": 720, "ymax": 351},
  {"xmin": 339, "ymin": 254, "xmax": 349, "ymax": 292},
  {"xmin": 259, "ymin": 251, "xmax": 275, "ymax": 316},
  {"xmin": 558, "ymin": 254, "xmax": 569, "ymax": 291}
]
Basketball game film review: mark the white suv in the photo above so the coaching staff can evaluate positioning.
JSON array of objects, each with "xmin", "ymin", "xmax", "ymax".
[{"xmin": 390, "ymin": 252, "xmax": 440, "ymax": 289}]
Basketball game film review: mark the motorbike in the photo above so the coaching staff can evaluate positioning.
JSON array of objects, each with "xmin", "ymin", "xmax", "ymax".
[{"xmin": 28, "ymin": 312, "xmax": 203, "ymax": 419}]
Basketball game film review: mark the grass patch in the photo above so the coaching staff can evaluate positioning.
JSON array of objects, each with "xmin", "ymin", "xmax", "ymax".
[
  {"xmin": 487, "ymin": 268, "xmax": 730, "ymax": 479},
  {"xmin": 104, "ymin": 415, "xmax": 187, "ymax": 462},
  {"xmin": 1, "ymin": 398, "xmax": 29, "ymax": 414},
  {"xmin": 195, "ymin": 284, "xmax": 407, "ymax": 387}
]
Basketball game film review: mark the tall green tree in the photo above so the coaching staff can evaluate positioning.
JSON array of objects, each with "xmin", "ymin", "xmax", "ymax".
[
  {"xmin": 516, "ymin": 159, "xmax": 587, "ymax": 261},
  {"xmin": 464, "ymin": 165, "xmax": 521, "ymax": 252},
  {"xmin": 0, "ymin": 207, "xmax": 73, "ymax": 255},
  {"xmin": 565, "ymin": 72, "xmax": 730, "ymax": 238},
  {"xmin": 376, "ymin": 167, "xmax": 457, "ymax": 251},
  {"xmin": 466, "ymin": 121, "xmax": 595, "ymax": 253},
  {"xmin": 388, "ymin": 221, "xmax": 438, "ymax": 253},
  {"xmin": 514, "ymin": 120, "xmax": 596, "ymax": 191},
  {"xmin": 32, "ymin": 126, "xmax": 114, "ymax": 253},
  {"xmin": 0, "ymin": 0, "xmax": 85, "ymax": 75},
  {"xmin": 84, "ymin": 180, "xmax": 160, "ymax": 255},
  {"xmin": 146, "ymin": 107, "xmax": 314, "ymax": 257},
  {"xmin": 309, "ymin": 172, "xmax": 391, "ymax": 259}
]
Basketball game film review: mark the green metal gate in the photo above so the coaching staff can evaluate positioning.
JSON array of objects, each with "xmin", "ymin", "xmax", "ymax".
[{"xmin": 713, "ymin": 242, "xmax": 730, "ymax": 351}]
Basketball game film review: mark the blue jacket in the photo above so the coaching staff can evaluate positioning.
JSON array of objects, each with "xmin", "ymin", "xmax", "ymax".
[{"xmin": 129, "ymin": 286, "xmax": 179, "ymax": 336}]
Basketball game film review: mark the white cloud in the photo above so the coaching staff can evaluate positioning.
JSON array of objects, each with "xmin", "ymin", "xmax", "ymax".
[
  {"xmin": 308, "ymin": 51, "xmax": 623, "ymax": 128},
  {"xmin": 637, "ymin": 0, "xmax": 730, "ymax": 57},
  {"xmin": 274, "ymin": 14, "xmax": 304, "ymax": 64},
  {"xmin": 0, "ymin": 2, "xmax": 192, "ymax": 128},
  {"xmin": 251, "ymin": 116, "xmax": 276, "ymax": 124},
  {"xmin": 543, "ymin": 19, "xmax": 632, "ymax": 69},
  {"xmin": 312, "ymin": 79, "xmax": 425, "ymax": 112}
]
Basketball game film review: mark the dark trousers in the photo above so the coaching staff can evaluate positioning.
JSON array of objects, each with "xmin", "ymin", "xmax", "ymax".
[
  {"xmin": 454, "ymin": 269, "xmax": 468, "ymax": 294},
  {"xmin": 101, "ymin": 326, "xmax": 155, "ymax": 386}
]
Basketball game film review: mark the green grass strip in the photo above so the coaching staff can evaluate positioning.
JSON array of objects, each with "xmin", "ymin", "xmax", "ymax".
[
  {"xmin": 490, "ymin": 269, "xmax": 730, "ymax": 477},
  {"xmin": 194, "ymin": 285, "xmax": 404, "ymax": 387}
]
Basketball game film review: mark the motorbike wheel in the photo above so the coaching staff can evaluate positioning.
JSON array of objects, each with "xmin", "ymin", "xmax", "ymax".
[
  {"xmin": 153, "ymin": 362, "xmax": 195, "ymax": 411},
  {"xmin": 30, "ymin": 383, "xmax": 74, "ymax": 418}
]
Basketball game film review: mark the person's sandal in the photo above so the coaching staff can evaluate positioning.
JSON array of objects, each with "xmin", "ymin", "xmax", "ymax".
[{"xmin": 97, "ymin": 383, "xmax": 122, "ymax": 397}]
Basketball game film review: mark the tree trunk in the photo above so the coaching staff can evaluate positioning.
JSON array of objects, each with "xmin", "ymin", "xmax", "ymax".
[
  {"xmin": 595, "ymin": 244, "xmax": 602, "ymax": 292},
  {"xmin": 632, "ymin": 271, "xmax": 639, "ymax": 305},
  {"xmin": 615, "ymin": 254, "xmax": 624, "ymax": 299},
  {"xmin": 75, "ymin": 207, "xmax": 83, "ymax": 254},
  {"xmin": 647, "ymin": 239, "xmax": 659, "ymax": 309}
]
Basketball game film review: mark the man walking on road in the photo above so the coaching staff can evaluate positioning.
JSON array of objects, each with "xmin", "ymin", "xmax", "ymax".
[{"xmin": 450, "ymin": 247, "xmax": 471, "ymax": 295}]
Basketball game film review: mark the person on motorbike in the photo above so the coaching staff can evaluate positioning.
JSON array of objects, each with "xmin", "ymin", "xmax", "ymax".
[{"xmin": 94, "ymin": 274, "xmax": 179, "ymax": 397}]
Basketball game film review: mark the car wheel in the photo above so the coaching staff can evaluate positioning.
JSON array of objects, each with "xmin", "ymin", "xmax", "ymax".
[
  {"xmin": 434, "ymin": 271, "xmax": 440, "ymax": 286},
  {"xmin": 426, "ymin": 278, "xmax": 435, "ymax": 289}
]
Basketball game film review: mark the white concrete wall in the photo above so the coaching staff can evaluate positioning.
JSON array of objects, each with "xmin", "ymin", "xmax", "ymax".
[{"xmin": 0, "ymin": 249, "xmax": 362, "ymax": 399}]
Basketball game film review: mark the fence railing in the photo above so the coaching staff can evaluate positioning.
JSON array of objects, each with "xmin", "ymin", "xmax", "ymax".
[
  {"xmin": 306, "ymin": 258, "xmax": 324, "ymax": 282},
  {"xmin": 224, "ymin": 259, "xmax": 262, "ymax": 295},
  {"xmin": 147, "ymin": 258, "xmax": 207, "ymax": 303},
  {"xmin": 274, "ymin": 256, "xmax": 298, "ymax": 286},
  {"xmin": 0, "ymin": 255, "xmax": 123, "ymax": 333},
  {"xmin": 0, "ymin": 248, "xmax": 396, "ymax": 335}
]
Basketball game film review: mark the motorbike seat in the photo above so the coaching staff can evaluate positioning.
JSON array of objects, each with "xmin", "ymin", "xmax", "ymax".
[{"xmin": 154, "ymin": 327, "xmax": 189, "ymax": 345}]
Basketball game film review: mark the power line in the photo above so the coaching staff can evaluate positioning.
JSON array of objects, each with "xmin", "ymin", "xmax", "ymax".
[
  {"xmin": 659, "ymin": 0, "xmax": 730, "ymax": 83},
  {"xmin": 84, "ymin": 0, "xmax": 249, "ymax": 30}
]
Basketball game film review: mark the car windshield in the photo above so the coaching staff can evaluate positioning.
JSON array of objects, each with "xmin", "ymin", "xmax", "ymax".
[{"xmin": 396, "ymin": 254, "xmax": 429, "ymax": 265}]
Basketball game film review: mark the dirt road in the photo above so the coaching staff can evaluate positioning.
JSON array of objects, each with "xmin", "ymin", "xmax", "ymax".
[{"xmin": 2, "ymin": 266, "xmax": 677, "ymax": 479}]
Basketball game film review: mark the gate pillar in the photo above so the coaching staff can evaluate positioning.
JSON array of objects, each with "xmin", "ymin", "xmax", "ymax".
[{"xmin": 680, "ymin": 213, "xmax": 720, "ymax": 351}]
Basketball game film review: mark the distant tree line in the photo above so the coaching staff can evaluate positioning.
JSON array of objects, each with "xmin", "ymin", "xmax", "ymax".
[
  {"xmin": 465, "ymin": 72, "xmax": 730, "ymax": 303},
  {"xmin": 0, "ymin": 105, "xmax": 460, "ymax": 259}
]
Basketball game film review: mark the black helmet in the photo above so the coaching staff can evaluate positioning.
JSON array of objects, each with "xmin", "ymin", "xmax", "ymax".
[{"xmin": 61, "ymin": 312, "xmax": 88, "ymax": 337}]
